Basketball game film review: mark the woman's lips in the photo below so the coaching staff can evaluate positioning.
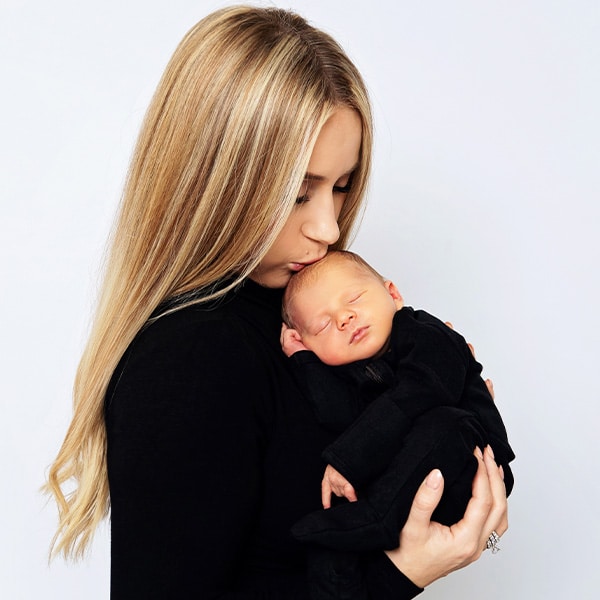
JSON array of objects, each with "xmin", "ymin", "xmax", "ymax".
[
  {"xmin": 289, "ymin": 263, "xmax": 306, "ymax": 272},
  {"xmin": 290, "ymin": 256, "xmax": 326, "ymax": 272}
]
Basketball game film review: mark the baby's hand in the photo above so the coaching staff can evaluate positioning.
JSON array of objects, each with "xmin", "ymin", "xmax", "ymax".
[
  {"xmin": 321, "ymin": 464, "xmax": 358, "ymax": 509},
  {"xmin": 280, "ymin": 323, "xmax": 308, "ymax": 357}
]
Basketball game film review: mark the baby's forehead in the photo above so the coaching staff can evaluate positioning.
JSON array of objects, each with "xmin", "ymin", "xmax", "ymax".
[
  {"xmin": 302, "ymin": 263, "xmax": 376, "ymax": 298},
  {"xmin": 319, "ymin": 259, "xmax": 376, "ymax": 283}
]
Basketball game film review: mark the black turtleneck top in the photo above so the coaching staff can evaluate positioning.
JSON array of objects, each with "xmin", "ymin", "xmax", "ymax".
[{"xmin": 105, "ymin": 279, "xmax": 422, "ymax": 599}]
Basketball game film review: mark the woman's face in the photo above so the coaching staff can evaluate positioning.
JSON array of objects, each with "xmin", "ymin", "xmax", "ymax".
[{"xmin": 250, "ymin": 107, "xmax": 363, "ymax": 288}]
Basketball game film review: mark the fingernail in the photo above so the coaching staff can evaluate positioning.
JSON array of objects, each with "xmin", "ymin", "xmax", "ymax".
[
  {"xmin": 426, "ymin": 469, "xmax": 443, "ymax": 490},
  {"xmin": 499, "ymin": 465, "xmax": 505, "ymax": 480},
  {"xmin": 475, "ymin": 446, "xmax": 483, "ymax": 459},
  {"xmin": 486, "ymin": 445, "xmax": 495, "ymax": 459}
]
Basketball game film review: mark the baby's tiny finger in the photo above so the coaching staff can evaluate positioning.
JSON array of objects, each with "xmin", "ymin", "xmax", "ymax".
[
  {"xmin": 321, "ymin": 480, "xmax": 332, "ymax": 509},
  {"xmin": 344, "ymin": 484, "xmax": 358, "ymax": 502}
]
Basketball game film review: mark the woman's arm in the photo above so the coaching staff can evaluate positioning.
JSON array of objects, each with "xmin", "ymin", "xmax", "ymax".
[
  {"xmin": 106, "ymin": 314, "xmax": 272, "ymax": 599},
  {"xmin": 384, "ymin": 445, "xmax": 508, "ymax": 588}
]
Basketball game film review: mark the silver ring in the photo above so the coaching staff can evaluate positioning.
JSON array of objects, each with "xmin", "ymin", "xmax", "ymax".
[{"xmin": 486, "ymin": 530, "xmax": 501, "ymax": 554}]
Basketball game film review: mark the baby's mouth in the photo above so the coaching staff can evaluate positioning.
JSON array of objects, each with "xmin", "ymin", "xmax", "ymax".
[{"xmin": 350, "ymin": 326, "xmax": 368, "ymax": 344}]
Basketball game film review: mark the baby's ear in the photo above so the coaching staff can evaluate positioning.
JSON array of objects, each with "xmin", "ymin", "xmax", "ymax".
[{"xmin": 384, "ymin": 280, "xmax": 404, "ymax": 309}]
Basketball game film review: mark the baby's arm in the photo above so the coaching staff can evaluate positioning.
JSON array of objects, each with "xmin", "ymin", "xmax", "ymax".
[
  {"xmin": 281, "ymin": 324, "xmax": 362, "ymax": 431},
  {"xmin": 321, "ymin": 464, "xmax": 357, "ymax": 508},
  {"xmin": 281, "ymin": 324, "xmax": 363, "ymax": 506}
]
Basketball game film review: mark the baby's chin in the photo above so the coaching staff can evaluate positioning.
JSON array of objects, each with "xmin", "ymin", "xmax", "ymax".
[
  {"xmin": 305, "ymin": 347, "xmax": 347, "ymax": 366},
  {"xmin": 317, "ymin": 350, "xmax": 372, "ymax": 366}
]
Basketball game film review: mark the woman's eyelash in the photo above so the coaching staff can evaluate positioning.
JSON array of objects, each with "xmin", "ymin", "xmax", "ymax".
[
  {"xmin": 296, "ymin": 172, "xmax": 355, "ymax": 204},
  {"xmin": 333, "ymin": 181, "xmax": 352, "ymax": 194},
  {"xmin": 333, "ymin": 172, "xmax": 355, "ymax": 194}
]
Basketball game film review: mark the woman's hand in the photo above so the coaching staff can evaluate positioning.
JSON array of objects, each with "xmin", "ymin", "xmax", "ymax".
[
  {"xmin": 384, "ymin": 445, "xmax": 508, "ymax": 588},
  {"xmin": 321, "ymin": 464, "xmax": 358, "ymax": 508}
]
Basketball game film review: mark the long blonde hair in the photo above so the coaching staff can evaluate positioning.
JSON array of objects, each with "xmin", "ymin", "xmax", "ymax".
[{"xmin": 45, "ymin": 5, "xmax": 373, "ymax": 560}]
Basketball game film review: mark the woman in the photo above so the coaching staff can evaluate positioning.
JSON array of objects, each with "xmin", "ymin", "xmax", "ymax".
[{"xmin": 45, "ymin": 6, "xmax": 507, "ymax": 598}]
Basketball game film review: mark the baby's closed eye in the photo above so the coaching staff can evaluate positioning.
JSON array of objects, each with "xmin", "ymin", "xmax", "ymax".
[{"xmin": 313, "ymin": 319, "xmax": 331, "ymax": 335}]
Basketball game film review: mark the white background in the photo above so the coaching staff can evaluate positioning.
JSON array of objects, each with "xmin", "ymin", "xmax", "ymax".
[{"xmin": 2, "ymin": 1, "xmax": 599, "ymax": 598}]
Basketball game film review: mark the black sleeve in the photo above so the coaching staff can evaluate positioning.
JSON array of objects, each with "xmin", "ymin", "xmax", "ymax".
[
  {"xmin": 306, "ymin": 548, "xmax": 423, "ymax": 600},
  {"xmin": 290, "ymin": 350, "xmax": 362, "ymax": 431},
  {"xmin": 365, "ymin": 553, "xmax": 424, "ymax": 599},
  {"xmin": 106, "ymin": 315, "xmax": 272, "ymax": 599}
]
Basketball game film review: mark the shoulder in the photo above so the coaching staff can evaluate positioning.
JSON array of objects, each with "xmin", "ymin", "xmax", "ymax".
[
  {"xmin": 106, "ymin": 302, "xmax": 270, "ymax": 420},
  {"xmin": 394, "ymin": 306, "xmax": 447, "ymax": 330},
  {"xmin": 131, "ymin": 302, "xmax": 258, "ymax": 373},
  {"xmin": 394, "ymin": 307, "xmax": 464, "ymax": 342},
  {"xmin": 390, "ymin": 307, "xmax": 471, "ymax": 362}
]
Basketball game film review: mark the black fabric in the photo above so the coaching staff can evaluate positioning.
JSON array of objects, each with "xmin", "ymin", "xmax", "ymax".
[
  {"xmin": 105, "ymin": 279, "xmax": 423, "ymax": 599},
  {"xmin": 290, "ymin": 307, "xmax": 515, "ymax": 553}
]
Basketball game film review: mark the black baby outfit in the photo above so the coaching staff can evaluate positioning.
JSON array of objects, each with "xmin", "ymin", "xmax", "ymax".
[{"xmin": 289, "ymin": 307, "xmax": 515, "ymax": 597}]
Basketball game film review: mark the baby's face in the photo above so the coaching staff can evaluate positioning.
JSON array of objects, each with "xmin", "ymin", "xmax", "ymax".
[{"xmin": 290, "ymin": 262, "xmax": 403, "ymax": 365}]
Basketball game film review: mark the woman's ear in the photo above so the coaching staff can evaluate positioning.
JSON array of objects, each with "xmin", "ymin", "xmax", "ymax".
[{"xmin": 384, "ymin": 280, "xmax": 404, "ymax": 309}]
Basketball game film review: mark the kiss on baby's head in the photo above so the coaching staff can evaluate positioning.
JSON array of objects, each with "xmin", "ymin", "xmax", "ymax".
[
  {"xmin": 283, "ymin": 251, "xmax": 383, "ymax": 324},
  {"xmin": 282, "ymin": 251, "xmax": 404, "ymax": 366}
]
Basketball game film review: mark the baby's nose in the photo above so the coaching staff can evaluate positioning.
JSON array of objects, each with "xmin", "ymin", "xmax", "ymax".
[{"xmin": 338, "ymin": 312, "xmax": 355, "ymax": 329}]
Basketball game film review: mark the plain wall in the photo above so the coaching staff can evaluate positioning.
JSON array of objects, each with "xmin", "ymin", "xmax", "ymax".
[{"xmin": 2, "ymin": 0, "xmax": 599, "ymax": 598}]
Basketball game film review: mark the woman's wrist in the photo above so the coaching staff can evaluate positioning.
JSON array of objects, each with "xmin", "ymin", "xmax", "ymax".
[
  {"xmin": 384, "ymin": 546, "xmax": 436, "ymax": 589},
  {"xmin": 367, "ymin": 551, "xmax": 424, "ymax": 598}
]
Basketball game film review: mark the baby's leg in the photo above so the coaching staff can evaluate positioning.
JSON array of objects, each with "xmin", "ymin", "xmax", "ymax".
[{"xmin": 292, "ymin": 406, "xmax": 486, "ymax": 552}]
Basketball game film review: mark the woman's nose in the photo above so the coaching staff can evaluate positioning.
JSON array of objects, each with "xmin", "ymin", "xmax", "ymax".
[{"xmin": 301, "ymin": 195, "xmax": 340, "ymax": 245}]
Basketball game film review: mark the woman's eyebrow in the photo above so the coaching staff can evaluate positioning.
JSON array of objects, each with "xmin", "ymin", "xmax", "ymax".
[{"xmin": 304, "ymin": 163, "xmax": 359, "ymax": 182}]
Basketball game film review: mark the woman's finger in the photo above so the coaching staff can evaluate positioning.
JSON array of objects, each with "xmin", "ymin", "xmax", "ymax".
[
  {"xmin": 479, "ymin": 446, "xmax": 509, "ymax": 545},
  {"xmin": 449, "ymin": 448, "xmax": 492, "ymax": 561},
  {"xmin": 403, "ymin": 469, "xmax": 445, "ymax": 534}
]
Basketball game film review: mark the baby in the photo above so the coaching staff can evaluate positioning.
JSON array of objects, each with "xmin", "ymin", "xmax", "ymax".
[{"xmin": 281, "ymin": 251, "xmax": 515, "ymax": 555}]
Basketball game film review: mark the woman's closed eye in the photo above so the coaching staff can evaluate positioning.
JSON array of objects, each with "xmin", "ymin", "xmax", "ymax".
[
  {"xmin": 296, "ymin": 171, "xmax": 355, "ymax": 204},
  {"xmin": 333, "ymin": 172, "xmax": 355, "ymax": 195},
  {"xmin": 296, "ymin": 180, "xmax": 310, "ymax": 204}
]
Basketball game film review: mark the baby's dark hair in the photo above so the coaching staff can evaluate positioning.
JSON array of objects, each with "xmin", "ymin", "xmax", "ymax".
[{"xmin": 282, "ymin": 250, "xmax": 383, "ymax": 328}]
